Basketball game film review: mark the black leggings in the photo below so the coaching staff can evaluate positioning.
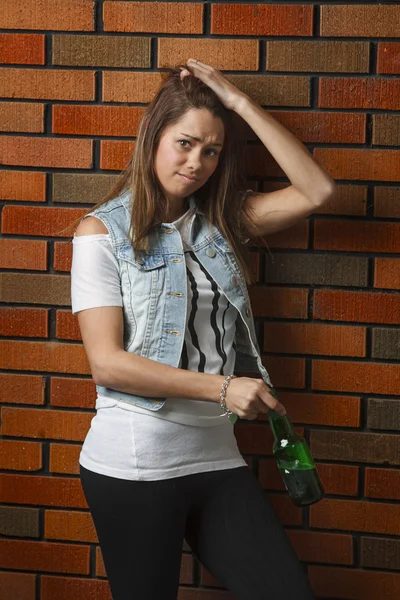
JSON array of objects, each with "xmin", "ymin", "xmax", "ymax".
[{"xmin": 80, "ymin": 464, "xmax": 316, "ymax": 600}]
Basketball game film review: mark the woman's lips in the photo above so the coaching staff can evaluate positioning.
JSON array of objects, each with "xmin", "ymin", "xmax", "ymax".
[{"xmin": 178, "ymin": 173, "xmax": 198, "ymax": 184}]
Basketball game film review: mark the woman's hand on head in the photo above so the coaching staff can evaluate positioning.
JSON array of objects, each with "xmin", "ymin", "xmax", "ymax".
[{"xmin": 180, "ymin": 59, "xmax": 248, "ymax": 112}]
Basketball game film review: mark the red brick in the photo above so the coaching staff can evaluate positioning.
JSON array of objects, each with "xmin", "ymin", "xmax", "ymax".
[
  {"xmin": 374, "ymin": 258, "xmax": 400, "ymax": 290},
  {"xmin": 365, "ymin": 468, "xmax": 400, "ymax": 501},
  {"xmin": 263, "ymin": 356, "xmax": 306, "ymax": 390},
  {"xmin": 235, "ymin": 422, "xmax": 303, "ymax": 456},
  {"xmin": 313, "ymin": 184, "xmax": 368, "ymax": 217},
  {"xmin": 267, "ymin": 493, "xmax": 302, "ymax": 526},
  {"xmin": 53, "ymin": 242, "xmax": 72, "ymax": 272},
  {"xmin": 1, "ymin": 407, "xmax": 93, "ymax": 442},
  {"xmin": 0, "ymin": 0, "xmax": 95, "ymax": 31},
  {"xmin": 100, "ymin": 140, "xmax": 134, "ymax": 170},
  {"xmin": 264, "ymin": 322, "xmax": 366, "ymax": 357},
  {"xmin": 0, "ymin": 473, "xmax": 87, "ymax": 508},
  {"xmin": 249, "ymin": 286, "xmax": 308, "ymax": 319},
  {"xmin": 102, "ymin": 71, "xmax": 165, "ymax": 103},
  {"xmin": 313, "ymin": 148, "xmax": 400, "ymax": 182},
  {"xmin": 50, "ymin": 377, "xmax": 96, "ymax": 409},
  {"xmin": 0, "ymin": 68, "xmax": 95, "ymax": 100},
  {"xmin": 95, "ymin": 547, "xmax": 106, "ymax": 578},
  {"xmin": 49, "ymin": 443, "xmax": 82, "ymax": 474},
  {"xmin": 320, "ymin": 5, "xmax": 400, "ymax": 38},
  {"xmin": 374, "ymin": 187, "xmax": 400, "ymax": 218},
  {"xmin": 0, "ymin": 374, "xmax": 45, "ymax": 405},
  {"xmin": 309, "ymin": 565, "xmax": 400, "ymax": 599},
  {"xmin": 0, "ymin": 239, "xmax": 47, "ymax": 270},
  {"xmin": 268, "ymin": 111, "xmax": 365, "ymax": 144},
  {"xmin": 0, "ymin": 440, "xmax": 42, "ymax": 471},
  {"xmin": 313, "ymin": 360, "xmax": 400, "ymax": 396},
  {"xmin": 310, "ymin": 498, "xmax": 400, "ymax": 535},
  {"xmin": 53, "ymin": 105, "xmax": 145, "ymax": 137},
  {"xmin": 0, "ymin": 539, "xmax": 89, "ymax": 574},
  {"xmin": 45, "ymin": 509, "xmax": 97, "ymax": 542},
  {"xmin": 0, "ymin": 137, "xmax": 93, "ymax": 168},
  {"xmin": 0, "ymin": 340, "xmax": 90, "ymax": 374},
  {"xmin": 314, "ymin": 290, "xmax": 400, "ymax": 324},
  {"xmin": 0, "ymin": 308, "xmax": 48, "ymax": 337},
  {"xmin": 211, "ymin": 4, "xmax": 313, "ymax": 36},
  {"xmin": 0, "ymin": 170, "xmax": 46, "ymax": 202},
  {"xmin": 0, "ymin": 571, "xmax": 36, "ymax": 600},
  {"xmin": 315, "ymin": 220, "xmax": 400, "ymax": 253},
  {"xmin": 0, "ymin": 102, "xmax": 44, "ymax": 132},
  {"xmin": 2, "ymin": 206, "xmax": 86, "ymax": 237},
  {"xmin": 56, "ymin": 310, "xmax": 81, "ymax": 341},
  {"xmin": 274, "ymin": 391, "xmax": 360, "ymax": 428},
  {"xmin": 319, "ymin": 77, "xmax": 400, "ymax": 110},
  {"xmin": 287, "ymin": 530, "xmax": 353, "ymax": 565},
  {"xmin": 377, "ymin": 42, "xmax": 400, "ymax": 75},
  {"xmin": 41, "ymin": 576, "xmax": 111, "ymax": 600},
  {"xmin": 158, "ymin": 38, "xmax": 259, "ymax": 71},
  {"xmin": 103, "ymin": 1, "xmax": 202, "ymax": 34},
  {"xmin": 0, "ymin": 33, "xmax": 45, "ymax": 64},
  {"xmin": 259, "ymin": 220, "xmax": 308, "ymax": 250}
]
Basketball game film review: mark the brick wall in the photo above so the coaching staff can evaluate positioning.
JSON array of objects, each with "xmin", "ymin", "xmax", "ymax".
[{"xmin": 1, "ymin": 2, "xmax": 399, "ymax": 599}]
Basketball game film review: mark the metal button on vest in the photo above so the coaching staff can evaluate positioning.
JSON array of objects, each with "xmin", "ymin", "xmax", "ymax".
[
  {"xmin": 231, "ymin": 276, "xmax": 238, "ymax": 286},
  {"xmin": 206, "ymin": 247, "xmax": 216, "ymax": 257},
  {"xmin": 245, "ymin": 307, "xmax": 251, "ymax": 317}
]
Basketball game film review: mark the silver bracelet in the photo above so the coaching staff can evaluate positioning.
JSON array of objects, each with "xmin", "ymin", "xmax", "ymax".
[{"xmin": 219, "ymin": 374, "xmax": 237, "ymax": 417}]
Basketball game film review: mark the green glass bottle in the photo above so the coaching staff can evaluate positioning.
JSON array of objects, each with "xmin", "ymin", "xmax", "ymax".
[{"xmin": 268, "ymin": 388, "xmax": 325, "ymax": 507}]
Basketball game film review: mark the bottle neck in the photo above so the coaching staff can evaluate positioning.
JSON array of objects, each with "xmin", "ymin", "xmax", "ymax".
[{"xmin": 268, "ymin": 409, "xmax": 296, "ymax": 441}]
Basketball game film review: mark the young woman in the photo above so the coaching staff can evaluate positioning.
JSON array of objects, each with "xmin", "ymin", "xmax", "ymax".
[{"xmin": 70, "ymin": 59, "xmax": 335, "ymax": 600}]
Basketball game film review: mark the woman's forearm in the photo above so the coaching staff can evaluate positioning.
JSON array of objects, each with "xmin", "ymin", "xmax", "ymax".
[{"xmin": 234, "ymin": 95, "xmax": 336, "ymax": 203}]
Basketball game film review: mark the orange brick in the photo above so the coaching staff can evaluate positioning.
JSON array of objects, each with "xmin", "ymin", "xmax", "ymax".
[
  {"xmin": 41, "ymin": 576, "xmax": 111, "ymax": 600},
  {"xmin": 263, "ymin": 322, "xmax": 366, "ymax": 357},
  {"xmin": 312, "ymin": 360, "xmax": 400, "ymax": 396},
  {"xmin": 0, "ymin": 340, "xmax": 90, "ymax": 374},
  {"xmin": 50, "ymin": 377, "xmax": 95, "ymax": 410},
  {"xmin": 0, "ymin": 539, "xmax": 90, "ymax": 574},
  {"xmin": 287, "ymin": 530, "xmax": 353, "ymax": 565},
  {"xmin": 0, "ymin": 0, "xmax": 94, "ymax": 31},
  {"xmin": 53, "ymin": 105, "xmax": 145, "ymax": 137},
  {"xmin": 56, "ymin": 310, "xmax": 81, "ymax": 341},
  {"xmin": 0, "ymin": 440, "xmax": 42, "ymax": 471},
  {"xmin": 0, "ymin": 137, "xmax": 93, "ymax": 168},
  {"xmin": 96, "ymin": 547, "xmax": 106, "ymax": 578},
  {"xmin": 377, "ymin": 42, "xmax": 400, "ymax": 75},
  {"xmin": 374, "ymin": 258, "xmax": 400, "ymax": 290},
  {"xmin": 2, "ymin": 206, "xmax": 86, "ymax": 237},
  {"xmin": 321, "ymin": 5, "xmax": 400, "ymax": 38},
  {"xmin": 1, "ymin": 407, "xmax": 92, "ymax": 441},
  {"xmin": 374, "ymin": 187, "xmax": 400, "ymax": 218},
  {"xmin": 309, "ymin": 565, "xmax": 400, "ymax": 599},
  {"xmin": 0, "ymin": 68, "xmax": 95, "ymax": 100},
  {"xmin": 0, "ymin": 373, "xmax": 45, "ymax": 405},
  {"xmin": 102, "ymin": 71, "xmax": 164, "ymax": 103},
  {"xmin": 0, "ymin": 239, "xmax": 47, "ymax": 270},
  {"xmin": 314, "ymin": 220, "xmax": 400, "ymax": 253},
  {"xmin": 0, "ymin": 571, "xmax": 36, "ymax": 600},
  {"xmin": 0, "ymin": 33, "xmax": 45, "ymax": 64},
  {"xmin": 275, "ymin": 392, "xmax": 360, "ymax": 428},
  {"xmin": 268, "ymin": 111, "xmax": 365, "ymax": 144},
  {"xmin": 310, "ymin": 498, "xmax": 400, "ymax": 535},
  {"xmin": 100, "ymin": 140, "xmax": 134, "ymax": 170},
  {"xmin": 365, "ymin": 468, "xmax": 400, "ymax": 500},
  {"xmin": 0, "ymin": 473, "xmax": 87, "ymax": 508},
  {"xmin": 314, "ymin": 290, "xmax": 400, "ymax": 324},
  {"xmin": 53, "ymin": 242, "xmax": 72, "ymax": 272},
  {"xmin": 314, "ymin": 148, "xmax": 400, "ymax": 182},
  {"xmin": 49, "ymin": 443, "xmax": 82, "ymax": 474},
  {"xmin": 211, "ymin": 4, "xmax": 313, "ymax": 36},
  {"xmin": 158, "ymin": 38, "xmax": 259, "ymax": 71},
  {"xmin": 0, "ymin": 170, "xmax": 46, "ymax": 201},
  {"xmin": 0, "ymin": 102, "xmax": 44, "ymax": 132},
  {"xmin": 45, "ymin": 509, "xmax": 97, "ymax": 542},
  {"xmin": 0, "ymin": 308, "xmax": 48, "ymax": 337},
  {"xmin": 319, "ymin": 77, "xmax": 400, "ymax": 110},
  {"xmin": 103, "ymin": 1, "xmax": 203, "ymax": 34}
]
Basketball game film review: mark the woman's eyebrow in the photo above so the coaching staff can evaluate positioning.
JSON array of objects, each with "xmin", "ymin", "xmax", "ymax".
[{"xmin": 179, "ymin": 133, "xmax": 223, "ymax": 147}]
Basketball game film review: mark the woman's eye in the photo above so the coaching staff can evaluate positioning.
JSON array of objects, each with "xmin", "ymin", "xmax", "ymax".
[{"xmin": 178, "ymin": 140, "xmax": 190, "ymax": 147}]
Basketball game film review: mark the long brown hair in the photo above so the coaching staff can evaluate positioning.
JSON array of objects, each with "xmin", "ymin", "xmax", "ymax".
[{"xmin": 61, "ymin": 62, "xmax": 266, "ymax": 284}]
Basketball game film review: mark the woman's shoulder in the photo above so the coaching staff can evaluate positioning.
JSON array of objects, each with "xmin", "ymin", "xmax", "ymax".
[{"xmin": 75, "ymin": 217, "xmax": 109, "ymax": 237}]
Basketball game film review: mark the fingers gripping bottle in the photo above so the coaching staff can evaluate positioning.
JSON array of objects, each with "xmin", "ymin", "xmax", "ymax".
[{"xmin": 268, "ymin": 388, "xmax": 325, "ymax": 507}]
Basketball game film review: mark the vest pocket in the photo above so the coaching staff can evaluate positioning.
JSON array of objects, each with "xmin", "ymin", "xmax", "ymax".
[{"xmin": 117, "ymin": 245, "xmax": 165, "ymax": 297}]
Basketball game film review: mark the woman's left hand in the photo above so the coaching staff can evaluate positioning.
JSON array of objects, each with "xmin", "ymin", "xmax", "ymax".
[{"xmin": 180, "ymin": 59, "xmax": 248, "ymax": 112}]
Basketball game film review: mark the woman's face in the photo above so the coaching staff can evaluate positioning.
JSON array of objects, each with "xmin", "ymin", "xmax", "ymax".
[{"xmin": 153, "ymin": 108, "xmax": 225, "ymax": 205}]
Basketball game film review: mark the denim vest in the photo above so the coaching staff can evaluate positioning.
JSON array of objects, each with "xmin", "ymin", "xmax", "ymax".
[{"xmin": 82, "ymin": 189, "xmax": 273, "ymax": 410}]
